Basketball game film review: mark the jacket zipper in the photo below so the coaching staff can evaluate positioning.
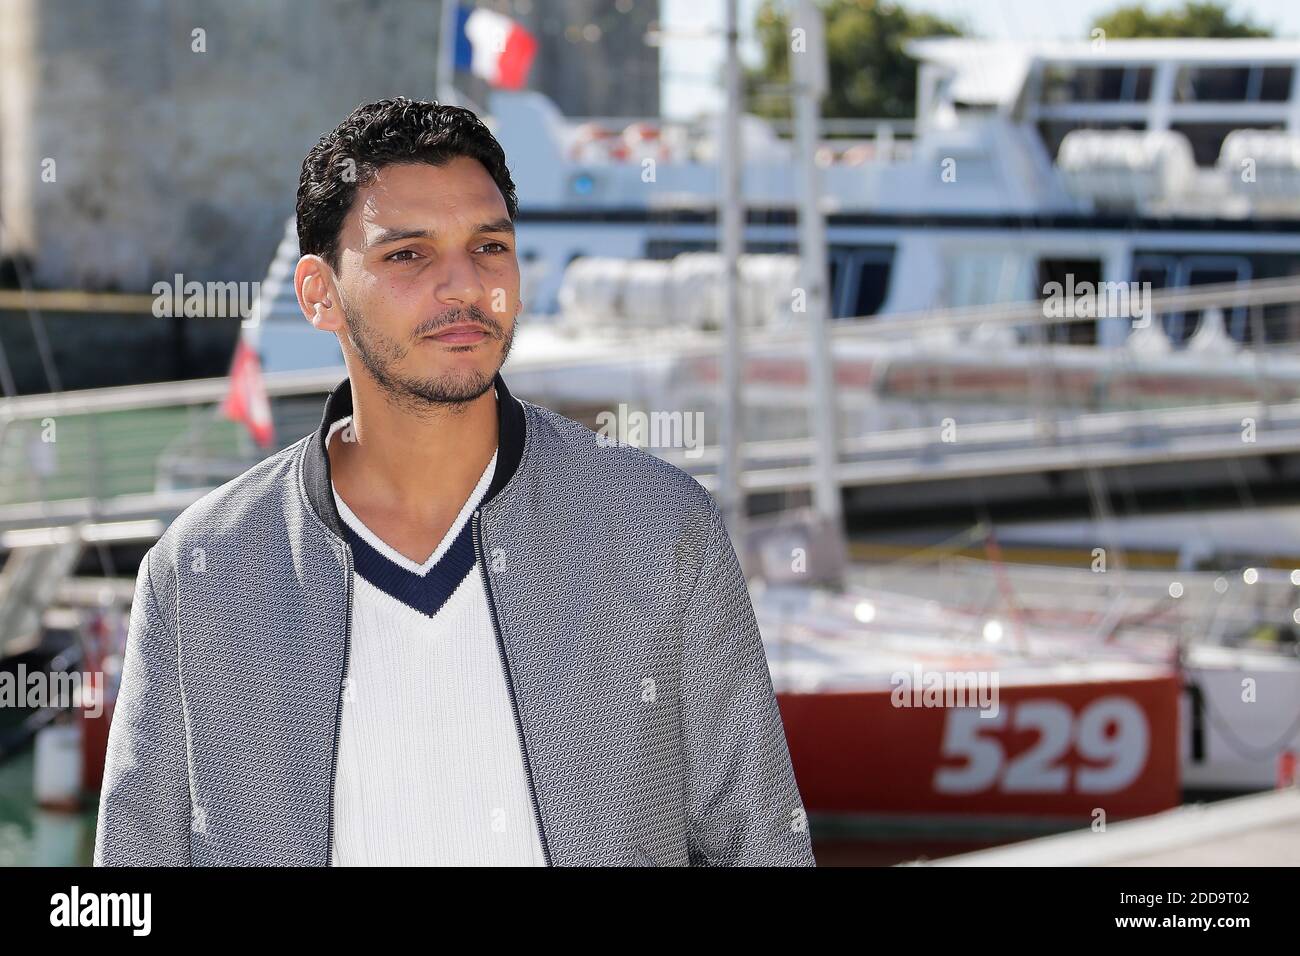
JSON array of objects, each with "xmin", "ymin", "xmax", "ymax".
[
  {"xmin": 474, "ymin": 509, "xmax": 553, "ymax": 866},
  {"xmin": 324, "ymin": 544, "xmax": 355, "ymax": 866}
]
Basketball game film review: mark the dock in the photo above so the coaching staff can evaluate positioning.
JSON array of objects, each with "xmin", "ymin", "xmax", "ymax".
[{"xmin": 924, "ymin": 787, "xmax": 1300, "ymax": 866}]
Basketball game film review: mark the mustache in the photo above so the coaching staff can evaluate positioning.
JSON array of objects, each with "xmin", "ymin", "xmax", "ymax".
[{"xmin": 414, "ymin": 306, "xmax": 505, "ymax": 338}]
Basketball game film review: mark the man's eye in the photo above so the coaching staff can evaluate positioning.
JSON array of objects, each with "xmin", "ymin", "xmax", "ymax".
[
  {"xmin": 387, "ymin": 249, "xmax": 419, "ymax": 262},
  {"xmin": 477, "ymin": 242, "xmax": 509, "ymax": 254}
]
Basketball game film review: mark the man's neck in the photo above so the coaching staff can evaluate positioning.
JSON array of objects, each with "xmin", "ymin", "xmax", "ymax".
[{"xmin": 328, "ymin": 376, "xmax": 499, "ymax": 525}]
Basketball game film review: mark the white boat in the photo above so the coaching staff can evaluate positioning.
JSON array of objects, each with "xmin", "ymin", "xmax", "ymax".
[{"xmin": 252, "ymin": 37, "xmax": 1300, "ymax": 375}]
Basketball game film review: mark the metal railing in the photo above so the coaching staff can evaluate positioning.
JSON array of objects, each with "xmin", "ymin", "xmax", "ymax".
[
  {"xmin": 3, "ymin": 278, "xmax": 1300, "ymax": 535},
  {"xmin": 0, "ymin": 369, "xmax": 341, "ymax": 531}
]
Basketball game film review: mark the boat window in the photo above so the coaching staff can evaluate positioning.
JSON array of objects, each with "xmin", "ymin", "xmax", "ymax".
[
  {"xmin": 1178, "ymin": 257, "xmax": 1252, "ymax": 343},
  {"xmin": 1175, "ymin": 65, "xmax": 1294, "ymax": 103},
  {"xmin": 851, "ymin": 257, "xmax": 892, "ymax": 320},
  {"xmin": 1176, "ymin": 66, "xmax": 1251, "ymax": 102},
  {"xmin": 1037, "ymin": 258, "xmax": 1103, "ymax": 345},
  {"xmin": 1259, "ymin": 66, "xmax": 1294, "ymax": 102},
  {"xmin": 827, "ymin": 247, "xmax": 894, "ymax": 320},
  {"xmin": 1040, "ymin": 65, "xmax": 1153, "ymax": 104},
  {"xmin": 1134, "ymin": 254, "xmax": 1251, "ymax": 344},
  {"xmin": 1128, "ymin": 67, "xmax": 1154, "ymax": 101},
  {"xmin": 1133, "ymin": 256, "xmax": 1175, "ymax": 293}
]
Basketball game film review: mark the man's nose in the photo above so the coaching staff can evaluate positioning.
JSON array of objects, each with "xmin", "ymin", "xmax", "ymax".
[{"xmin": 435, "ymin": 250, "xmax": 486, "ymax": 307}]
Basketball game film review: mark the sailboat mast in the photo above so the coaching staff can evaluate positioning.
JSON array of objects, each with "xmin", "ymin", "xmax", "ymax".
[
  {"xmin": 792, "ymin": 0, "xmax": 842, "ymax": 528},
  {"xmin": 719, "ymin": 0, "xmax": 745, "ymax": 541}
]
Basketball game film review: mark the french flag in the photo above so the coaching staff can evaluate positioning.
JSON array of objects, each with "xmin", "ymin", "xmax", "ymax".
[{"xmin": 454, "ymin": 5, "xmax": 538, "ymax": 91}]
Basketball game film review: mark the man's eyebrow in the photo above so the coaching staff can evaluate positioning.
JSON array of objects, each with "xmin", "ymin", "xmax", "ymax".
[
  {"xmin": 364, "ymin": 218, "xmax": 516, "ymax": 249},
  {"xmin": 476, "ymin": 217, "xmax": 516, "ymax": 236}
]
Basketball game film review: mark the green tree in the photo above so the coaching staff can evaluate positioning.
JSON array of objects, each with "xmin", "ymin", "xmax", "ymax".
[
  {"xmin": 746, "ymin": 0, "xmax": 965, "ymax": 120},
  {"xmin": 1091, "ymin": 2, "xmax": 1273, "ymax": 39}
]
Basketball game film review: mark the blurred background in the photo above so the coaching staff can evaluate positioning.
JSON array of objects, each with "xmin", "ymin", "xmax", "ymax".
[{"xmin": 2, "ymin": 0, "xmax": 1300, "ymax": 867}]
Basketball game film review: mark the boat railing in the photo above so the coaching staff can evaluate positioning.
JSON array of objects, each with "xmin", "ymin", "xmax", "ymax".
[
  {"xmin": 851, "ymin": 556, "xmax": 1300, "ymax": 651},
  {"xmin": 635, "ymin": 276, "xmax": 1300, "ymax": 468}
]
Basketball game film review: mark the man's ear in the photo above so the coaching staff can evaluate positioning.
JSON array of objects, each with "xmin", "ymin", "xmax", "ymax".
[{"xmin": 295, "ymin": 254, "xmax": 344, "ymax": 332}]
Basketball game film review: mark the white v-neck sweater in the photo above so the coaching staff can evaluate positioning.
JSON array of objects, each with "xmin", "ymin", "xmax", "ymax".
[{"xmin": 326, "ymin": 415, "xmax": 545, "ymax": 866}]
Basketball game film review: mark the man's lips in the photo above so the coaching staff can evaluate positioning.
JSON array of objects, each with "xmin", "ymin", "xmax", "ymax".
[{"xmin": 423, "ymin": 323, "xmax": 490, "ymax": 344}]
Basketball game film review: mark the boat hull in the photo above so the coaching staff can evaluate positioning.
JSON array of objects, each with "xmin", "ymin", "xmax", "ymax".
[{"xmin": 777, "ymin": 673, "xmax": 1181, "ymax": 822}]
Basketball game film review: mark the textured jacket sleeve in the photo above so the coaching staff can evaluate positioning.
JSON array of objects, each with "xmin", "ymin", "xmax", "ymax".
[
  {"xmin": 679, "ymin": 498, "xmax": 816, "ymax": 866},
  {"xmin": 94, "ymin": 547, "xmax": 192, "ymax": 865}
]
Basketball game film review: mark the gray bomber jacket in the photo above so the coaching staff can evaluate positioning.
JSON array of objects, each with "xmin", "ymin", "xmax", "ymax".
[{"xmin": 94, "ymin": 373, "xmax": 815, "ymax": 866}]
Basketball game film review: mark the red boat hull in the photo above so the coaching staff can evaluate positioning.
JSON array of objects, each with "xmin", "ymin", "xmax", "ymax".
[{"xmin": 777, "ymin": 675, "xmax": 1181, "ymax": 821}]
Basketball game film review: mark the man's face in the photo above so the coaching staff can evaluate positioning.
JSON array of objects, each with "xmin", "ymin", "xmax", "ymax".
[{"xmin": 331, "ymin": 157, "xmax": 519, "ymax": 407}]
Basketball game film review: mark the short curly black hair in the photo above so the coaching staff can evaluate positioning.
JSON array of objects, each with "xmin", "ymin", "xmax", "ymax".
[{"xmin": 296, "ymin": 97, "xmax": 518, "ymax": 273}]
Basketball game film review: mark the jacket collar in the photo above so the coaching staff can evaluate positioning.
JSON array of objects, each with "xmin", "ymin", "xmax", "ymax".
[{"xmin": 301, "ymin": 371, "xmax": 527, "ymax": 542}]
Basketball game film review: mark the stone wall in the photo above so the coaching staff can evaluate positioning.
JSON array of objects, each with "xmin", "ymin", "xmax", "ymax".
[{"xmin": 0, "ymin": 0, "xmax": 659, "ymax": 296}]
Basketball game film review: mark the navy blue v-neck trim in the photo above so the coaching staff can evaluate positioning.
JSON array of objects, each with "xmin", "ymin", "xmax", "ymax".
[{"xmin": 341, "ymin": 517, "xmax": 479, "ymax": 617}]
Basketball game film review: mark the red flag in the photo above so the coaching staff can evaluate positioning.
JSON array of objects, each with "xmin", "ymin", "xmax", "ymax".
[{"xmin": 221, "ymin": 337, "xmax": 274, "ymax": 448}]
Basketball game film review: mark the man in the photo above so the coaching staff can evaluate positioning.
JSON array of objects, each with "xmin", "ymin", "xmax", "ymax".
[{"xmin": 95, "ymin": 97, "xmax": 814, "ymax": 867}]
